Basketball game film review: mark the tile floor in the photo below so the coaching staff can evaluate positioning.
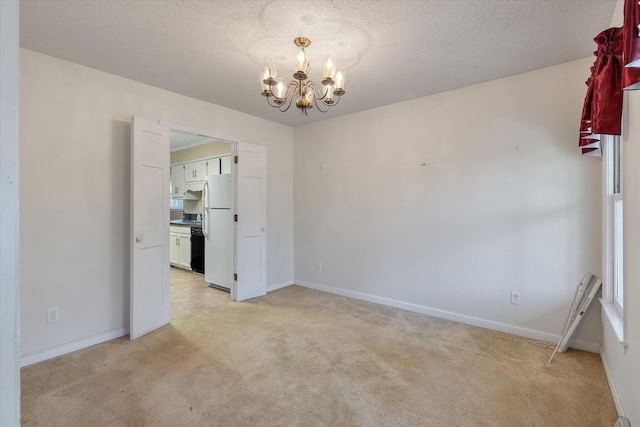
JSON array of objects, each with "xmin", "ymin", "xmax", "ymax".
[{"xmin": 170, "ymin": 267, "xmax": 230, "ymax": 320}]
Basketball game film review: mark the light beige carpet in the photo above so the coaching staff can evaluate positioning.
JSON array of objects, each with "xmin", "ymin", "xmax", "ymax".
[{"xmin": 21, "ymin": 285, "xmax": 616, "ymax": 426}]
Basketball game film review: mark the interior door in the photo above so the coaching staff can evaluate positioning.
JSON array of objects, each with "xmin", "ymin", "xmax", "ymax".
[
  {"xmin": 233, "ymin": 142, "xmax": 267, "ymax": 301},
  {"xmin": 130, "ymin": 116, "xmax": 170, "ymax": 340}
]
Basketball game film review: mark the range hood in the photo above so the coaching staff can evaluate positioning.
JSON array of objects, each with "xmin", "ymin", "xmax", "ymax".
[{"xmin": 184, "ymin": 183, "xmax": 203, "ymax": 201}]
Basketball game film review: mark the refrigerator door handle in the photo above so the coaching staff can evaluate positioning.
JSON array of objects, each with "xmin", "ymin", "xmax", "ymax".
[
  {"xmin": 203, "ymin": 209, "xmax": 208, "ymax": 239},
  {"xmin": 202, "ymin": 179, "xmax": 209, "ymax": 239},
  {"xmin": 202, "ymin": 179, "xmax": 209, "ymax": 210}
]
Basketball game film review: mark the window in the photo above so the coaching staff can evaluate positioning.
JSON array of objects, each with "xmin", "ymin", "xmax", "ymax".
[
  {"xmin": 611, "ymin": 136, "xmax": 624, "ymax": 313},
  {"xmin": 603, "ymin": 134, "xmax": 624, "ymax": 337},
  {"xmin": 170, "ymin": 198, "xmax": 183, "ymax": 210}
]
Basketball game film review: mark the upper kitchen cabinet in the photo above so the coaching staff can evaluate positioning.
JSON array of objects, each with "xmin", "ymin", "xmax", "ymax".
[
  {"xmin": 185, "ymin": 160, "xmax": 207, "ymax": 183},
  {"xmin": 171, "ymin": 165, "xmax": 185, "ymax": 199},
  {"xmin": 221, "ymin": 155, "xmax": 231, "ymax": 174},
  {"xmin": 207, "ymin": 158, "xmax": 220, "ymax": 175}
]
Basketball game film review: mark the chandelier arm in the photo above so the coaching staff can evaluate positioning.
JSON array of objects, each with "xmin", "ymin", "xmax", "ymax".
[
  {"xmin": 331, "ymin": 95, "xmax": 342, "ymax": 106},
  {"xmin": 312, "ymin": 95, "xmax": 331, "ymax": 113},
  {"xmin": 269, "ymin": 80, "xmax": 295, "ymax": 104},
  {"xmin": 278, "ymin": 91, "xmax": 296, "ymax": 113},
  {"xmin": 266, "ymin": 95, "xmax": 283, "ymax": 108},
  {"xmin": 289, "ymin": 80, "xmax": 300, "ymax": 96},
  {"xmin": 266, "ymin": 93, "xmax": 295, "ymax": 112},
  {"xmin": 278, "ymin": 81, "xmax": 300, "ymax": 112},
  {"xmin": 265, "ymin": 80, "xmax": 299, "ymax": 111},
  {"xmin": 316, "ymin": 97, "xmax": 340, "ymax": 112},
  {"xmin": 307, "ymin": 80, "xmax": 328, "ymax": 100}
]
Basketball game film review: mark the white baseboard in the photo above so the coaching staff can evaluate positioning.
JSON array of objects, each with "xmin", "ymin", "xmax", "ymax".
[
  {"xmin": 20, "ymin": 327, "xmax": 129, "ymax": 367},
  {"xmin": 294, "ymin": 280, "xmax": 600, "ymax": 353},
  {"xmin": 600, "ymin": 345, "xmax": 625, "ymax": 417},
  {"xmin": 267, "ymin": 280, "xmax": 293, "ymax": 293}
]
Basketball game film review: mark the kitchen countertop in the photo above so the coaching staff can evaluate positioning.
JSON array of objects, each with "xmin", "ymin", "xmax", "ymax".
[{"xmin": 170, "ymin": 220, "xmax": 202, "ymax": 227}]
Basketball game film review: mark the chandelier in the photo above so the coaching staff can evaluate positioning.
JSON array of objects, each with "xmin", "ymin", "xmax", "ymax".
[{"xmin": 260, "ymin": 37, "xmax": 346, "ymax": 115}]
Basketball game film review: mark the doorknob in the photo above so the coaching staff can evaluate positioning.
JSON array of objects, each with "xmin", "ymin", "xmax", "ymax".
[
  {"xmin": 136, "ymin": 236, "xmax": 142, "ymax": 243},
  {"xmin": 261, "ymin": 227, "xmax": 266, "ymax": 231}
]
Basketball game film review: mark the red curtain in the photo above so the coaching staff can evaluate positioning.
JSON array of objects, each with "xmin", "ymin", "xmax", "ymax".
[
  {"xmin": 622, "ymin": 0, "xmax": 640, "ymax": 89},
  {"xmin": 579, "ymin": 72, "xmax": 600, "ymax": 155},
  {"xmin": 591, "ymin": 28, "xmax": 624, "ymax": 136},
  {"xmin": 579, "ymin": 28, "xmax": 624, "ymax": 155}
]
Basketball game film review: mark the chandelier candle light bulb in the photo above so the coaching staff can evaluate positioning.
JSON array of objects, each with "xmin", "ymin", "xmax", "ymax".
[
  {"xmin": 324, "ymin": 84, "xmax": 335, "ymax": 104},
  {"xmin": 296, "ymin": 50, "xmax": 307, "ymax": 73},
  {"xmin": 260, "ymin": 72, "xmax": 271, "ymax": 96},
  {"xmin": 333, "ymin": 68, "xmax": 345, "ymax": 95},
  {"xmin": 273, "ymin": 77, "xmax": 287, "ymax": 102},
  {"xmin": 259, "ymin": 37, "xmax": 346, "ymax": 116},
  {"xmin": 323, "ymin": 56, "xmax": 336, "ymax": 85},
  {"xmin": 262, "ymin": 57, "xmax": 277, "ymax": 86}
]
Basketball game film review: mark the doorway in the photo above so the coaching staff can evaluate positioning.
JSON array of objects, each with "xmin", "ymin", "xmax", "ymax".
[
  {"xmin": 130, "ymin": 116, "xmax": 267, "ymax": 339},
  {"xmin": 168, "ymin": 126, "xmax": 234, "ymax": 321}
]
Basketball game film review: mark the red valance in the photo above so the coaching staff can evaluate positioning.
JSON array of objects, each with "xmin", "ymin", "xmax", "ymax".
[
  {"xmin": 579, "ymin": 28, "xmax": 624, "ymax": 155},
  {"xmin": 579, "ymin": 0, "xmax": 640, "ymax": 155},
  {"xmin": 622, "ymin": 0, "xmax": 640, "ymax": 89}
]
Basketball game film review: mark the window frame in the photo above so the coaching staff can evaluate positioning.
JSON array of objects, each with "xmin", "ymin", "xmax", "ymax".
[
  {"xmin": 611, "ymin": 138, "xmax": 624, "ymax": 315},
  {"xmin": 601, "ymin": 133, "xmax": 627, "ymax": 347}
]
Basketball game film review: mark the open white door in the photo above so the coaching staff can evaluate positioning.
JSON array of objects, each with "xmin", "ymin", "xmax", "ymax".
[
  {"xmin": 130, "ymin": 116, "xmax": 170, "ymax": 339},
  {"xmin": 233, "ymin": 142, "xmax": 267, "ymax": 301}
]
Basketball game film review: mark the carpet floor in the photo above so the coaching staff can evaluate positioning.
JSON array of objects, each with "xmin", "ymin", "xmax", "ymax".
[{"xmin": 21, "ymin": 285, "xmax": 617, "ymax": 426}]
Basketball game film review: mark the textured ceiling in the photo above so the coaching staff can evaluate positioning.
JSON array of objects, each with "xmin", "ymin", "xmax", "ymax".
[{"xmin": 20, "ymin": 0, "xmax": 617, "ymax": 128}]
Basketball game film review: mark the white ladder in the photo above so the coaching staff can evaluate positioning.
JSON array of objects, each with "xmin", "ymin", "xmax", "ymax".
[{"xmin": 548, "ymin": 273, "xmax": 602, "ymax": 363}]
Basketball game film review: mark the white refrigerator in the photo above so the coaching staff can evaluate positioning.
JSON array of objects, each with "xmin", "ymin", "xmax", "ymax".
[{"xmin": 202, "ymin": 174, "xmax": 233, "ymax": 290}]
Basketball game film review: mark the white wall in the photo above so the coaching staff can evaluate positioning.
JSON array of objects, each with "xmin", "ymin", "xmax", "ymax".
[
  {"xmin": 0, "ymin": 1, "xmax": 20, "ymax": 424},
  {"xmin": 293, "ymin": 58, "xmax": 602, "ymax": 347},
  {"xmin": 19, "ymin": 49, "xmax": 294, "ymax": 357}
]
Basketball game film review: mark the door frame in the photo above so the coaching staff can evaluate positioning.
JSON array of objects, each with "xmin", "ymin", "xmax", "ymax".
[
  {"xmin": 0, "ymin": 0, "xmax": 20, "ymax": 423},
  {"xmin": 165, "ymin": 122, "xmax": 240, "ymax": 301}
]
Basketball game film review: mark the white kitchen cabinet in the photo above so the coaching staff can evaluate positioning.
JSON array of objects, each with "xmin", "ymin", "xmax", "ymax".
[
  {"xmin": 170, "ymin": 225, "xmax": 191, "ymax": 270},
  {"xmin": 172, "ymin": 155, "xmax": 231, "ymax": 198},
  {"xmin": 221, "ymin": 155, "xmax": 231, "ymax": 174},
  {"xmin": 207, "ymin": 158, "xmax": 220, "ymax": 175},
  {"xmin": 185, "ymin": 161, "xmax": 207, "ymax": 183},
  {"xmin": 170, "ymin": 165, "xmax": 185, "ymax": 199},
  {"xmin": 179, "ymin": 234, "xmax": 191, "ymax": 269},
  {"xmin": 170, "ymin": 229, "xmax": 180, "ymax": 266}
]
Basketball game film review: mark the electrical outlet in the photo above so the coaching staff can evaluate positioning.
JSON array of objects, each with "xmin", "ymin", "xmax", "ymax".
[
  {"xmin": 316, "ymin": 261, "xmax": 322, "ymax": 271},
  {"xmin": 47, "ymin": 307, "xmax": 59, "ymax": 324},
  {"xmin": 511, "ymin": 291, "xmax": 521, "ymax": 305}
]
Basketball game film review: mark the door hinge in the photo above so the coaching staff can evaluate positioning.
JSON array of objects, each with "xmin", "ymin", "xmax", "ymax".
[
  {"xmin": 234, "ymin": 273, "xmax": 238, "ymax": 281},
  {"xmin": 234, "ymin": 214, "xmax": 238, "ymax": 222},
  {"xmin": 234, "ymin": 155, "xmax": 238, "ymax": 164}
]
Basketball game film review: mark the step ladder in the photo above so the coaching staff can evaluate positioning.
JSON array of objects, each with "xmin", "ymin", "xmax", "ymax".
[{"xmin": 548, "ymin": 273, "xmax": 602, "ymax": 364}]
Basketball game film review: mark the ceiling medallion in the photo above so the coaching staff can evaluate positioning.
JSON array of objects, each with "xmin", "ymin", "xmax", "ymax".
[{"xmin": 260, "ymin": 37, "xmax": 346, "ymax": 116}]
